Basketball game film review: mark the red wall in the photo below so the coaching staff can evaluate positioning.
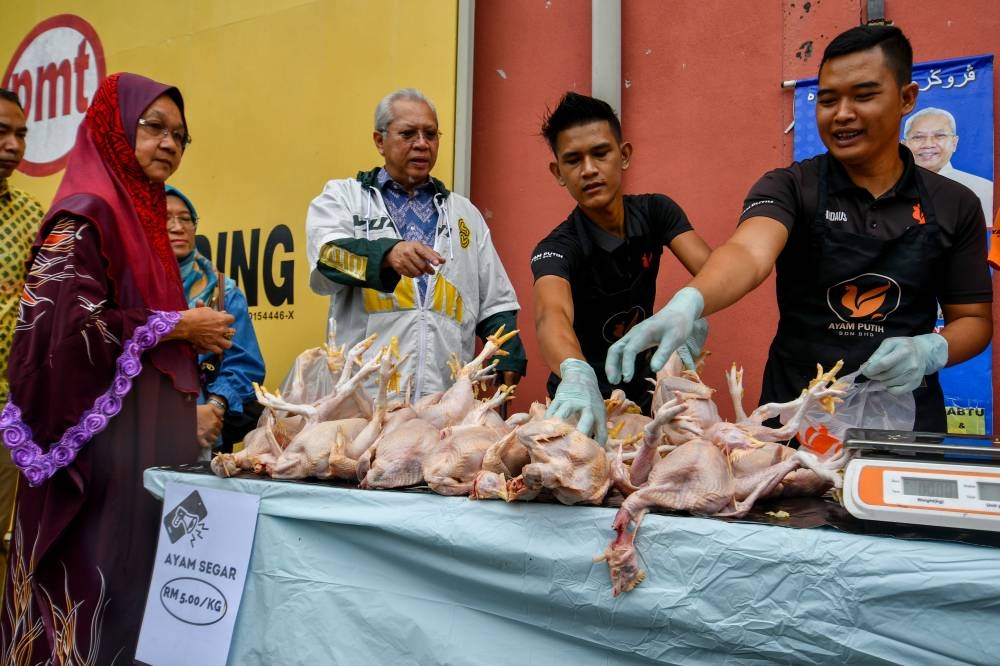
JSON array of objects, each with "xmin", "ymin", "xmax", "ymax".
[{"xmin": 472, "ymin": 1, "xmax": 1000, "ymax": 430}]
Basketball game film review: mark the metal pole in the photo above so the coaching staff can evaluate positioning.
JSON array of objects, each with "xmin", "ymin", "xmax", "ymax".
[
  {"xmin": 454, "ymin": 0, "xmax": 475, "ymax": 196},
  {"xmin": 592, "ymin": 0, "xmax": 622, "ymax": 113},
  {"xmin": 867, "ymin": 0, "xmax": 886, "ymax": 24}
]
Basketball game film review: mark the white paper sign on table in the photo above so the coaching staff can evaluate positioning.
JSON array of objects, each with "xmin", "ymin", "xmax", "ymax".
[{"xmin": 136, "ymin": 481, "xmax": 260, "ymax": 666}]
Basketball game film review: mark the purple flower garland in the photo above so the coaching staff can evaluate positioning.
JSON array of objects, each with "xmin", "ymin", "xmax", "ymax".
[{"xmin": 0, "ymin": 310, "xmax": 180, "ymax": 487}]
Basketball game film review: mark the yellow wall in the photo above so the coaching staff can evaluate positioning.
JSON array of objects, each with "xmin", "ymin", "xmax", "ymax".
[{"xmin": 2, "ymin": 1, "xmax": 459, "ymax": 385}]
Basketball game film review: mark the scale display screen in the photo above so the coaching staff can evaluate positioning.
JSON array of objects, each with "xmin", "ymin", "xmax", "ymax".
[
  {"xmin": 978, "ymin": 482, "xmax": 1000, "ymax": 502},
  {"xmin": 902, "ymin": 476, "xmax": 959, "ymax": 499},
  {"xmin": 844, "ymin": 457, "xmax": 1000, "ymax": 532}
]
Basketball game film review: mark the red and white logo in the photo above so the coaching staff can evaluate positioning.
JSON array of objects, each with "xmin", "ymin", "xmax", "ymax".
[{"xmin": 3, "ymin": 15, "xmax": 106, "ymax": 176}]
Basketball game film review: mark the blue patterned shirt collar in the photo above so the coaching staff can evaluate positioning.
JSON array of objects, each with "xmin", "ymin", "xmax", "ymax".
[
  {"xmin": 375, "ymin": 167, "xmax": 440, "ymax": 301},
  {"xmin": 375, "ymin": 167, "xmax": 436, "ymax": 198}
]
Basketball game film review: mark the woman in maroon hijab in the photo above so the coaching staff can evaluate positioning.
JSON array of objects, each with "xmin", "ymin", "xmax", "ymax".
[{"xmin": 1, "ymin": 73, "xmax": 234, "ymax": 661}]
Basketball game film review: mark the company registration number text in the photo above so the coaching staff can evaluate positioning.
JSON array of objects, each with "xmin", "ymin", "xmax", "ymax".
[{"xmin": 249, "ymin": 309, "xmax": 295, "ymax": 321}]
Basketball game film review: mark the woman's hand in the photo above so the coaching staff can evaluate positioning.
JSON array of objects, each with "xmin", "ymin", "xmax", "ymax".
[
  {"xmin": 196, "ymin": 403, "xmax": 223, "ymax": 449},
  {"xmin": 167, "ymin": 307, "xmax": 236, "ymax": 353}
]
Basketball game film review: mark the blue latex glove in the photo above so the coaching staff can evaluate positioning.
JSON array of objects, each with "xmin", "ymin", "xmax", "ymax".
[
  {"xmin": 605, "ymin": 287, "xmax": 704, "ymax": 384},
  {"xmin": 859, "ymin": 333, "xmax": 948, "ymax": 395},
  {"xmin": 676, "ymin": 317, "xmax": 709, "ymax": 371},
  {"xmin": 546, "ymin": 358, "xmax": 608, "ymax": 445}
]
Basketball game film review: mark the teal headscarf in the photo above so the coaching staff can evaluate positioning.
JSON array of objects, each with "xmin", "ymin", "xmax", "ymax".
[
  {"xmin": 165, "ymin": 184, "xmax": 198, "ymax": 221},
  {"xmin": 166, "ymin": 185, "xmax": 219, "ymax": 308}
]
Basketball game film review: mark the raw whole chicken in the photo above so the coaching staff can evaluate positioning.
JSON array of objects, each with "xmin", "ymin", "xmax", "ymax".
[
  {"xmin": 474, "ymin": 419, "xmax": 611, "ymax": 506},
  {"xmin": 604, "ymin": 389, "xmax": 650, "ymax": 446},
  {"xmin": 210, "ymin": 408, "xmax": 284, "ymax": 477},
  {"xmin": 599, "ymin": 359, "xmax": 849, "ymax": 595},
  {"xmin": 278, "ymin": 417, "xmax": 368, "ymax": 480},
  {"xmin": 315, "ymin": 334, "xmax": 379, "ymax": 421},
  {"xmin": 422, "ymin": 384, "xmax": 519, "ymax": 495},
  {"xmin": 424, "ymin": 424, "xmax": 511, "ymax": 496},
  {"xmin": 358, "ymin": 329, "xmax": 519, "ymax": 489},
  {"xmin": 503, "ymin": 400, "xmax": 548, "ymax": 427},
  {"xmin": 238, "ymin": 344, "xmax": 384, "ymax": 479},
  {"xmin": 413, "ymin": 327, "xmax": 519, "ymax": 429},
  {"xmin": 648, "ymin": 355, "xmax": 721, "ymax": 444},
  {"xmin": 356, "ymin": 407, "xmax": 440, "ymax": 489},
  {"xmin": 327, "ymin": 347, "xmax": 410, "ymax": 480},
  {"xmin": 250, "ymin": 395, "xmax": 365, "ymax": 480},
  {"xmin": 210, "ymin": 336, "xmax": 384, "ymax": 478}
]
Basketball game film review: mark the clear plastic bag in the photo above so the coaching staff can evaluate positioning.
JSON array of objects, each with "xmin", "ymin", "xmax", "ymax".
[
  {"xmin": 276, "ymin": 347, "xmax": 336, "ymax": 404},
  {"xmin": 787, "ymin": 371, "xmax": 916, "ymax": 455},
  {"xmin": 274, "ymin": 318, "xmax": 341, "ymax": 404}
]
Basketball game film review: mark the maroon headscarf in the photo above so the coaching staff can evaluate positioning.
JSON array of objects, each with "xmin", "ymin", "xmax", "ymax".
[{"xmin": 39, "ymin": 72, "xmax": 198, "ymax": 392}]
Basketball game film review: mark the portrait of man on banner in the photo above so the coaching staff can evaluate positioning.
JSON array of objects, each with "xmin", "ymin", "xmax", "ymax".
[{"xmin": 903, "ymin": 106, "xmax": 993, "ymax": 222}]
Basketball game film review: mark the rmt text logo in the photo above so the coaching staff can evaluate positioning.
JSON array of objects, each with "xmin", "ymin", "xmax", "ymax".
[{"xmin": 3, "ymin": 14, "xmax": 106, "ymax": 176}]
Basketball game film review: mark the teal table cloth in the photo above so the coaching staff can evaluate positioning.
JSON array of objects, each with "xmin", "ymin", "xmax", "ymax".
[{"xmin": 144, "ymin": 467, "xmax": 1000, "ymax": 666}]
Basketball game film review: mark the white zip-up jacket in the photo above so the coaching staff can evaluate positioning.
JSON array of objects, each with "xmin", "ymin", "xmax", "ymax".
[{"xmin": 306, "ymin": 169, "xmax": 521, "ymax": 398}]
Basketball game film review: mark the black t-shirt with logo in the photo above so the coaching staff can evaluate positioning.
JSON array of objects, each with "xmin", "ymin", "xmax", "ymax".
[
  {"xmin": 530, "ymin": 193, "xmax": 693, "ymax": 405},
  {"xmin": 739, "ymin": 149, "xmax": 992, "ymax": 308}
]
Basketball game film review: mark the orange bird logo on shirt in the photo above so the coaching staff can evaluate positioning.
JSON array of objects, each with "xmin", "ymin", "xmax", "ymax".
[
  {"xmin": 840, "ymin": 282, "xmax": 891, "ymax": 319},
  {"xmin": 912, "ymin": 204, "xmax": 926, "ymax": 225},
  {"xmin": 612, "ymin": 309, "xmax": 642, "ymax": 338}
]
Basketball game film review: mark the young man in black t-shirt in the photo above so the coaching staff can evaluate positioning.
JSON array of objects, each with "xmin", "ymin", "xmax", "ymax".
[
  {"xmin": 605, "ymin": 25, "xmax": 992, "ymax": 433},
  {"xmin": 531, "ymin": 92, "xmax": 711, "ymax": 442}
]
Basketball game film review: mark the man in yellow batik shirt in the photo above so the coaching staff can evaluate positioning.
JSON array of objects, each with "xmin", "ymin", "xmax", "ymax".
[{"xmin": 0, "ymin": 88, "xmax": 45, "ymax": 588}]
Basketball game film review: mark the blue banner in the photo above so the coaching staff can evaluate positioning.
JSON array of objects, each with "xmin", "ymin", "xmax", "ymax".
[{"xmin": 793, "ymin": 55, "xmax": 995, "ymax": 435}]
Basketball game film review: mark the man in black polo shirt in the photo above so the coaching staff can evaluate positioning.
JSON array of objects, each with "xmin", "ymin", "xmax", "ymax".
[
  {"xmin": 531, "ymin": 92, "xmax": 711, "ymax": 442},
  {"xmin": 606, "ymin": 24, "xmax": 992, "ymax": 433}
]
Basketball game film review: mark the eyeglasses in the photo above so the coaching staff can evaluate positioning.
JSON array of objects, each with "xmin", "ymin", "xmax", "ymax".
[
  {"xmin": 138, "ymin": 117, "xmax": 192, "ymax": 149},
  {"xmin": 381, "ymin": 127, "xmax": 442, "ymax": 144},
  {"xmin": 905, "ymin": 132, "xmax": 955, "ymax": 144},
  {"xmin": 166, "ymin": 214, "xmax": 197, "ymax": 229}
]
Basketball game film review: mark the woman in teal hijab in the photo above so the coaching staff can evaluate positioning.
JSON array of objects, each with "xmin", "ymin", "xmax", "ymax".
[{"xmin": 166, "ymin": 185, "xmax": 266, "ymax": 453}]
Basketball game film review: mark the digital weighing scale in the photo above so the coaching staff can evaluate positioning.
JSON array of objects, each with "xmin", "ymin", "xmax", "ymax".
[{"xmin": 842, "ymin": 428, "xmax": 1000, "ymax": 532}]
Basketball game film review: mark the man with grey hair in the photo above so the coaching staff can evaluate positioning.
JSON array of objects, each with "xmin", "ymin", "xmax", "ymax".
[
  {"xmin": 306, "ymin": 88, "xmax": 526, "ymax": 403},
  {"xmin": 903, "ymin": 106, "xmax": 993, "ymax": 221}
]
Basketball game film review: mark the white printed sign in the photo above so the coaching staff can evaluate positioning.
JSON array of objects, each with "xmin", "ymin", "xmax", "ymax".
[{"xmin": 136, "ymin": 482, "xmax": 260, "ymax": 666}]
